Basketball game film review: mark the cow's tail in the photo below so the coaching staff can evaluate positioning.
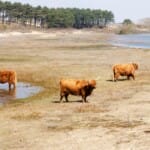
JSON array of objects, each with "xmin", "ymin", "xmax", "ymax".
[
  {"xmin": 59, "ymin": 79, "xmax": 62, "ymax": 86},
  {"xmin": 112, "ymin": 66, "xmax": 116, "ymax": 81},
  {"xmin": 59, "ymin": 79, "xmax": 63, "ymax": 92}
]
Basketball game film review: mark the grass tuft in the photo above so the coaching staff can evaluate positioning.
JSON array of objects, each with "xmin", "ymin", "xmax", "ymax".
[{"xmin": 11, "ymin": 112, "xmax": 43, "ymax": 121}]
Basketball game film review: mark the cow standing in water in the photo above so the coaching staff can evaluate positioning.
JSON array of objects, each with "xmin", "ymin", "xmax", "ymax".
[
  {"xmin": 60, "ymin": 79, "xmax": 96, "ymax": 103},
  {"xmin": 112, "ymin": 63, "xmax": 139, "ymax": 81},
  {"xmin": 0, "ymin": 70, "xmax": 17, "ymax": 90}
]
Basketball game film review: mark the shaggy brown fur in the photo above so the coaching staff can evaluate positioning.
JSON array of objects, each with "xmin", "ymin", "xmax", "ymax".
[
  {"xmin": 0, "ymin": 70, "xmax": 17, "ymax": 90},
  {"xmin": 112, "ymin": 63, "xmax": 139, "ymax": 81},
  {"xmin": 60, "ymin": 79, "xmax": 96, "ymax": 103}
]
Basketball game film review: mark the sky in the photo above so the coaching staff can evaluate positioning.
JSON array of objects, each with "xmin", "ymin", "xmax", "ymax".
[{"xmin": 1, "ymin": 0, "xmax": 150, "ymax": 23}]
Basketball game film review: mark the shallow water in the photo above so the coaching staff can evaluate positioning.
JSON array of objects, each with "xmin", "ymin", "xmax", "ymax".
[
  {"xmin": 0, "ymin": 82, "xmax": 42, "ymax": 105},
  {"xmin": 111, "ymin": 33, "xmax": 150, "ymax": 49}
]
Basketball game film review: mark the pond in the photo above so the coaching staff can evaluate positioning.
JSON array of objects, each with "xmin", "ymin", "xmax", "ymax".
[
  {"xmin": 111, "ymin": 33, "xmax": 150, "ymax": 49},
  {"xmin": 0, "ymin": 82, "xmax": 42, "ymax": 105}
]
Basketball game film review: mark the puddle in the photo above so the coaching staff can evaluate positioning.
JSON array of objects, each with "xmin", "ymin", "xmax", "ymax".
[{"xmin": 0, "ymin": 82, "xmax": 42, "ymax": 105}]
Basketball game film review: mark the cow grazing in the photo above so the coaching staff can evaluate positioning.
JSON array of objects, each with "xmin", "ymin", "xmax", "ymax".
[
  {"xmin": 60, "ymin": 79, "xmax": 96, "ymax": 103},
  {"xmin": 112, "ymin": 63, "xmax": 138, "ymax": 81},
  {"xmin": 0, "ymin": 70, "xmax": 17, "ymax": 90}
]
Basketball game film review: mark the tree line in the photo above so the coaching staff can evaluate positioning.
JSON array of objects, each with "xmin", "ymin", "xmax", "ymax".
[{"xmin": 0, "ymin": 1, "xmax": 114, "ymax": 28}]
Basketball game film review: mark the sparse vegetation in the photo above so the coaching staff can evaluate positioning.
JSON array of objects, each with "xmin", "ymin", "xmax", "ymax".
[
  {"xmin": 74, "ymin": 104, "xmax": 107, "ymax": 113},
  {"xmin": 11, "ymin": 112, "xmax": 43, "ymax": 121},
  {"xmin": 0, "ymin": 30, "xmax": 149, "ymax": 149},
  {"xmin": 118, "ymin": 24, "xmax": 136, "ymax": 34}
]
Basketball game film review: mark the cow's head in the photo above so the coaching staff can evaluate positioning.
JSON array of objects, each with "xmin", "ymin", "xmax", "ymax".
[
  {"xmin": 89, "ymin": 80, "xmax": 96, "ymax": 89},
  {"xmin": 132, "ymin": 63, "xmax": 138, "ymax": 70},
  {"xmin": 85, "ymin": 80, "xmax": 96, "ymax": 96}
]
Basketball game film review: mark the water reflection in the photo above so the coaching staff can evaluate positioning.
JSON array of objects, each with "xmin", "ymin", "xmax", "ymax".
[
  {"xmin": 0, "ymin": 82, "xmax": 42, "ymax": 105},
  {"xmin": 0, "ymin": 88, "xmax": 16, "ymax": 104}
]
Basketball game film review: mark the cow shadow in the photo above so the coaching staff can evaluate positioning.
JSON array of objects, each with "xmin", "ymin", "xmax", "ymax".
[
  {"xmin": 106, "ymin": 78, "xmax": 128, "ymax": 82},
  {"xmin": 52, "ymin": 99, "xmax": 84, "ymax": 103}
]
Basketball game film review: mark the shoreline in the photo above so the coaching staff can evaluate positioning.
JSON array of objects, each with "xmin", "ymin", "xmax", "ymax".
[{"xmin": 110, "ymin": 33, "xmax": 150, "ymax": 49}]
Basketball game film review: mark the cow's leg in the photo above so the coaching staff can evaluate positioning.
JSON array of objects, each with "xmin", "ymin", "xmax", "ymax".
[
  {"xmin": 65, "ymin": 94, "xmax": 69, "ymax": 102},
  {"xmin": 127, "ymin": 75, "xmax": 130, "ymax": 80},
  {"xmin": 82, "ymin": 96, "xmax": 89, "ymax": 103},
  {"xmin": 60, "ymin": 93, "xmax": 64, "ymax": 103},
  {"xmin": 131, "ymin": 74, "xmax": 135, "ymax": 80},
  {"xmin": 81, "ymin": 95, "xmax": 85, "ymax": 103},
  {"xmin": 60, "ymin": 96, "xmax": 63, "ymax": 102},
  {"xmin": 81, "ymin": 89, "xmax": 86, "ymax": 103},
  {"xmin": 9, "ymin": 83, "xmax": 11, "ymax": 90},
  {"xmin": 114, "ymin": 73, "xmax": 119, "ymax": 82},
  {"xmin": 13, "ymin": 82, "xmax": 16, "ymax": 89},
  {"xmin": 84, "ymin": 96, "xmax": 88, "ymax": 103}
]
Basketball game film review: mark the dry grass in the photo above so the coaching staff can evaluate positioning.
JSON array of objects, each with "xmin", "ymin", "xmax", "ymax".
[
  {"xmin": 45, "ymin": 114, "xmax": 145, "ymax": 132},
  {"xmin": 100, "ymin": 118, "xmax": 144, "ymax": 128},
  {"xmin": 117, "ymin": 24, "xmax": 137, "ymax": 34},
  {"xmin": 11, "ymin": 112, "xmax": 43, "ymax": 121},
  {"xmin": 74, "ymin": 104, "xmax": 107, "ymax": 113},
  {"xmin": 0, "ymin": 29, "xmax": 150, "ymax": 150}
]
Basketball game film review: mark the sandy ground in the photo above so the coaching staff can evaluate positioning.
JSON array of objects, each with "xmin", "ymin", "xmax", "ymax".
[{"xmin": 0, "ymin": 29, "xmax": 150, "ymax": 150}]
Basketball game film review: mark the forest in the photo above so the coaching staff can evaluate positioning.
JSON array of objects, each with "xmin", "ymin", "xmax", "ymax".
[{"xmin": 0, "ymin": 1, "xmax": 114, "ymax": 28}]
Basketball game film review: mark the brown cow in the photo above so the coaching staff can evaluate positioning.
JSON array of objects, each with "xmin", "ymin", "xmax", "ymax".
[
  {"xmin": 60, "ymin": 79, "xmax": 96, "ymax": 103},
  {"xmin": 0, "ymin": 70, "xmax": 17, "ymax": 90},
  {"xmin": 112, "ymin": 63, "xmax": 138, "ymax": 81}
]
